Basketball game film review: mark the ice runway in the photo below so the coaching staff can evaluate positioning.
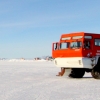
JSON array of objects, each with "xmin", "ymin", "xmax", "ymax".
[{"xmin": 0, "ymin": 60, "xmax": 100, "ymax": 100}]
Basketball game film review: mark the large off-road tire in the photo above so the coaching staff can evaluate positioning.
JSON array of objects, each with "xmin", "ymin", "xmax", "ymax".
[
  {"xmin": 69, "ymin": 68, "xmax": 85, "ymax": 78},
  {"xmin": 91, "ymin": 69, "xmax": 100, "ymax": 79}
]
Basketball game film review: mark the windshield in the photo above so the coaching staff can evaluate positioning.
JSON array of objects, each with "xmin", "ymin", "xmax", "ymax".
[
  {"xmin": 60, "ymin": 42, "xmax": 70, "ymax": 49},
  {"xmin": 70, "ymin": 41, "xmax": 82, "ymax": 49}
]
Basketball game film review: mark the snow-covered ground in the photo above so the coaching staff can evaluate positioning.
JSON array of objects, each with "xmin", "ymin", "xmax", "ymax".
[{"xmin": 0, "ymin": 60, "xmax": 100, "ymax": 100}]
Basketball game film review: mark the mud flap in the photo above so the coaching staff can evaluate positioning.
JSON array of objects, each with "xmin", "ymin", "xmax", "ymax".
[{"xmin": 56, "ymin": 68, "xmax": 71, "ymax": 76}]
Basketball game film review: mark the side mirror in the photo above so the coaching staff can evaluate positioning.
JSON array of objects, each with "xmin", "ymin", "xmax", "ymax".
[{"xmin": 54, "ymin": 43, "xmax": 58, "ymax": 50}]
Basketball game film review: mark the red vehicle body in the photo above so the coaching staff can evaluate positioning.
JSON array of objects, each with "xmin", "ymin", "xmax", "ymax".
[{"xmin": 52, "ymin": 32, "xmax": 100, "ymax": 79}]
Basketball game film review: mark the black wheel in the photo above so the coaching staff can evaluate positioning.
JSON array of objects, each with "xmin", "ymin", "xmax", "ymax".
[
  {"xmin": 91, "ymin": 57, "xmax": 100, "ymax": 79},
  {"xmin": 69, "ymin": 68, "xmax": 85, "ymax": 78},
  {"xmin": 91, "ymin": 69, "xmax": 100, "ymax": 79}
]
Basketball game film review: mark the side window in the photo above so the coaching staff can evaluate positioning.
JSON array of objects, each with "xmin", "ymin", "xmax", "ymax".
[
  {"xmin": 84, "ymin": 41, "xmax": 90, "ymax": 49},
  {"xmin": 95, "ymin": 39, "xmax": 100, "ymax": 46},
  {"xmin": 70, "ymin": 41, "xmax": 82, "ymax": 49},
  {"xmin": 60, "ymin": 42, "xmax": 69, "ymax": 49}
]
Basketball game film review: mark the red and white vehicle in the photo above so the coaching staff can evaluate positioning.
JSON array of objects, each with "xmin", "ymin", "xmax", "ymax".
[{"xmin": 52, "ymin": 32, "xmax": 100, "ymax": 79}]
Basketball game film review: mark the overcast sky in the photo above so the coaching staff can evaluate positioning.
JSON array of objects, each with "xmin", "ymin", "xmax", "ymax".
[{"xmin": 0, "ymin": 0, "xmax": 100, "ymax": 59}]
